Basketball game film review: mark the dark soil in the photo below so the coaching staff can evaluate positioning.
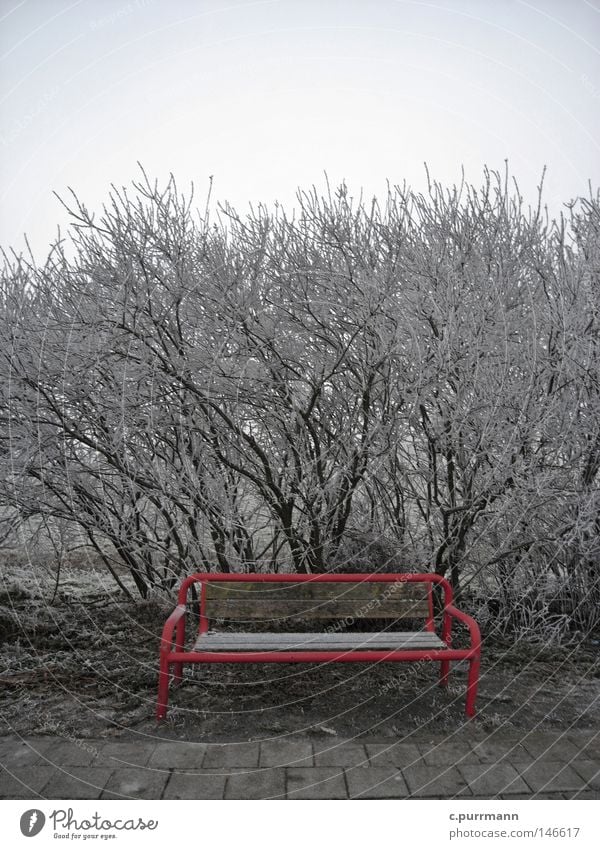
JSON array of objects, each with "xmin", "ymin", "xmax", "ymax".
[{"xmin": 1, "ymin": 573, "xmax": 599, "ymax": 744}]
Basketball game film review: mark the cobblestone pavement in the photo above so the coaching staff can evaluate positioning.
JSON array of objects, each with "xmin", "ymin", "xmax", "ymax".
[{"xmin": 0, "ymin": 729, "xmax": 598, "ymax": 800}]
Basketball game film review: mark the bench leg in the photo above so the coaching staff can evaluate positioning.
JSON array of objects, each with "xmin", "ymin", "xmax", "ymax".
[
  {"xmin": 173, "ymin": 617, "xmax": 185, "ymax": 684},
  {"xmin": 157, "ymin": 654, "xmax": 171, "ymax": 721},
  {"xmin": 465, "ymin": 654, "xmax": 480, "ymax": 718},
  {"xmin": 439, "ymin": 659, "xmax": 450, "ymax": 687}
]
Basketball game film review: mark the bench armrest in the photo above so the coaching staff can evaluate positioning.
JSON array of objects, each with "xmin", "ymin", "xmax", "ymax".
[
  {"xmin": 160, "ymin": 604, "xmax": 186, "ymax": 654},
  {"xmin": 176, "ymin": 574, "xmax": 207, "ymax": 605},
  {"xmin": 442, "ymin": 604, "xmax": 481, "ymax": 652}
]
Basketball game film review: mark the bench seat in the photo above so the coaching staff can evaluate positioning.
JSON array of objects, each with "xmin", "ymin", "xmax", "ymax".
[{"xmin": 193, "ymin": 631, "xmax": 446, "ymax": 652}]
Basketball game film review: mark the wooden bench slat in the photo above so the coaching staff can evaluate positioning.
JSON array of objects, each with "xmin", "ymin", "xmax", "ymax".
[
  {"xmin": 204, "ymin": 580, "xmax": 430, "ymax": 620},
  {"xmin": 204, "ymin": 581, "xmax": 428, "ymax": 600},
  {"xmin": 193, "ymin": 631, "xmax": 445, "ymax": 652},
  {"xmin": 205, "ymin": 600, "xmax": 430, "ymax": 619}
]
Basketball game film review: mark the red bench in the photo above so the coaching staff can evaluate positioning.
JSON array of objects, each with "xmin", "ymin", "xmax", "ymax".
[{"xmin": 157, "ymin": 572, "xmax": 481, "ymax": 720}]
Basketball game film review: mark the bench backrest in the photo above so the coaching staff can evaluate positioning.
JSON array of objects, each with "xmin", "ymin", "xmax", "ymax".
[{"xmin": 202, "ymin": 579, "xmax": 431, "ymax": 622}]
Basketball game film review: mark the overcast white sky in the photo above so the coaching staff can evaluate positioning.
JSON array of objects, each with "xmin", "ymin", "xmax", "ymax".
[{"xmin": 1, "ymin": 0, "xmax": 599, "ymax": 259}]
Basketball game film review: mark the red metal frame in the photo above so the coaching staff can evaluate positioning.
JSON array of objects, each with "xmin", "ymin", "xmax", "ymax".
[{"xmin": 157, "ymin": 572, "xmax": 481, "ymax": 721}]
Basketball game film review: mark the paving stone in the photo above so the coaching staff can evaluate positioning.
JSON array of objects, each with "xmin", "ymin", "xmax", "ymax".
[
  {"xmin": 42, "ymin": 739, "xmax": 102, "ymax": 766},
  {"xmin": 470, "ymin": 739, "xmax": 533, "ymax": 764},
  {"xmin": 40, "ymin": 767, "xmax": 113, "ymax": 799},
  {"xmin": 313, "ymin": 742, "xmax": 369, "ymax": 768},
  {"xmin": 225, "ymin": 768, "xmax": 286, "ymax": 799},
  {"xmin": 259, "ymin": 740, "xmax": 313, "ymax": 767},
  {"xmin": 569, "ymin": 789, "xmax": 600, "ymax": 799},
  {"xmin": 571, "ymin": 760, "xmax": 600, "ymax": 790},
  {"xmin": 520, "ymin": 732, "xmax": 581, "ymax": 761},
  {"xmin": 428, "ymin": 725, "xmax": 487, "ymax": 745},
  {"xmin": 202, "ymin": 742, "xmax": 259, "ymax": 769},
  {"xmin": 0, "ymin": 765, "xmax": 56, "ymax": 797},
  {"xmin": 0, "ymin": 794, "xmax": 38, "ymax": 800},
  {"xmin": 568, "ymin": 733, "xmax": 600, "ymax": 760},
  {"xmin": 101, "ymin": 767, "xmax": 169, "ymax": 799},
  {"xmin": 499, "ymin": 793, "xmax": 566, "ymax": 800},
  {"xmin": 346, "ymin": 766, "xmax": 409, "ymax": 798},
  {"xmin": 517, "ymin": 761, "xmax": 589, "ymax": 794},
  {"xmin": 287, "ymin": 767, "xmax": 348, "ymax": 799},
  {"xmin": 474, "ymin": 729, "xmax": 533, "ymax": 747},
  {"xmin": 97, "ymin": 741, "xmax": 158, "ymax": 768},
  {"xmin": 0, "ymin": 738, "xmax": 54, "ymax": 767},
  {"xmin": 148, "ymin": 742, "xmax": 207, "ymax": 769},
  {"xmin": 359, "ymin": 732, "xmax": 429, "ymax": 744},
  {"xmin": 403, "ymin": 764, "xmax": 472, "ymax": 798},
  {"xmin": 419, "ymin": 740, "xmax": 482, "ymax": 767},
  {"xmin": 458, "ymin": 762, "xmax": 530, "ymax": 796},
  {"xmin": 164, "ymin": 770, "xmax": 227, "ymax": 800},
  {"xmin": 4, "ymin": 732, "xmax": 593, "ymax": 803},
  {"xmin": 365, "ymin": 743, "xmax": 422, "ymax": 768}
]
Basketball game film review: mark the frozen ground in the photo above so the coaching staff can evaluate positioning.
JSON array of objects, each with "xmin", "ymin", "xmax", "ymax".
[{"xmin": 0, "ymin": 557, "xmax": 598, "ymax": 743}]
